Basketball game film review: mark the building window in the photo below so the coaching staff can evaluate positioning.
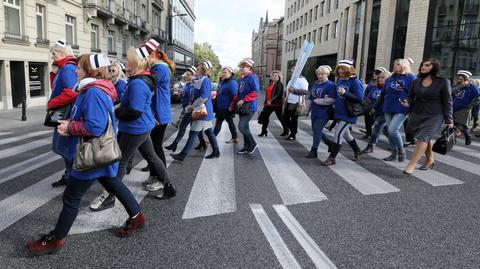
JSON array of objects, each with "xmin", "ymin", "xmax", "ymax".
[
  {"xmin": 122, "ymin": 36, "xmax": 127, "ymax": 56},
  {"xmin": 390, "ymin": 0, "xmax": 411, "ymax": 65},
  {"xmin": 296, "ymin": 18, "xmax": 299, "ymax": 30},
  {"xmin": 300, "ymin": 16, "xmax": 303, "ymax": 28},
  {"xmin": 366, "ymin": 0, "xmax": 381, "ymax": 82},
  {"xmin": 333, "ymin": 20, "xmax": 338, "ymax": 39},
  {"xmin": 286, "ymin": 25, "xmax": 289, "ymax": 35},
  {"xmin": 304, "ymin": 13, "xmax": 307, "ymax": 25},
  {"xmin": 141, "ymin": 4, "xmax": 145, "ymax": 20},
  {"xmin": 4, "ymin": 0, "xmax": 22, "ymax": 36},
  {"xmin": 308, "ymin": 32, "xmax": 311, "ymax": 42},
  {"xmin": 91, "ymin": 24, "xmax": 99, "ymax": 50},
  {"xmin": 133, "ymin": 0, "xmax": 137, "ymax": 16},
  {"xmin": 327, "ymin": 0, "xmax": 331, "ymax": 13},
  {"xmin": 36, "ymin": 4, "xmax": 45, "ymax": 39},
  {"xmin": 312, "ymin": 30, "xmax": 316, "ymax": 44},
  {"xmin": 352, "ymin": 2, "xmax": 362, "ymax": 61},
  {"xmin": 309, "ymin": 10, "xmax": 312, "ymax": 23},
  {"xmin": 325, "ymin": 24, "xmax": 330, "ymax": 41},
  {"xmin": 335, "ymin": 0, "xmax": 339, "ymax": 9},
  {"xmin": 314, "ymin": 5, "xmax": 318, "ymax": 20},
  {"xmin": 320, "ymin": 1, "xmax": 324, "ymax": 17},
  {"xmin": 294, "ymin": 2, "xmax": 296, "ymax": 12},
  {"xmin": 301, "ymin": 0, "xmax": 304, "ymax": 8},
  {"xmin": 318, "ymin": 27, "xmax": 323, "ymax": 43},
  {"xmin": 65, "ymin": 15, "xmax": 76, "ymax": 45},
  {"xmin": 108, "ymin": 30, "xmax": 115, "ymax": 53}
]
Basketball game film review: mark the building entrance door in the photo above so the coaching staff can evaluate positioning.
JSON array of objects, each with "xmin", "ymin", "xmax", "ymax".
[{"xmin": 10, "ymin": 61, "xmax": 26, "ymax": 107}]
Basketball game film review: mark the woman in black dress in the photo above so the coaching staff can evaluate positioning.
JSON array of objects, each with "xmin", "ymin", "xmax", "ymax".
[{"xmin": 401, "ymin": 58, "xmax": 453, "ymax": 175}]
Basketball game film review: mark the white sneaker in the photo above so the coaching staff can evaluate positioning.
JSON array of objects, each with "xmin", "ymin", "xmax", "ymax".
[
  {"xmin": 89, "ymin": 190, "xmax": 115, "ymax": 211},
  {"xmin": 142, "ymin": 176, "xmax": 158, "ymax": 187},
  {"xmin": 144, "ymin": 181, "xmax": 164, "ymax": 192}
]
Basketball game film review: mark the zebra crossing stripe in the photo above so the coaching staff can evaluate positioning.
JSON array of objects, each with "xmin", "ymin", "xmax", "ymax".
[
  {"xmin": 0, "ymin": 171, "xmax": 65, "ymax": 232},
  {"xmin": 340, "ymin": 124, "xmax": 465, "ymax": 186},
  {"xmin": 0, "ymin": 152, "xmax": 60, "ymax": 185},
  {"xmin": 70, "ymin": 130, "xmax": 185, "ymax": 234},
  {"xmin": 183, "ymin": 123, "xmax": 236, "ymax": 219},
  {"xmin": 250, "ymin": 204, "xmax": 301, "ymax": 269},
  {"xmin": 250, "ymin": 122, "xmax": 328, "ymax": 205},
  {"xmin": 0, "ymin": 130, "xmax": 51, "ymax": 146},
  {"xmin": 0, "ymin": 132, "xmax": 13, "ymax": 137},
  {"xmin": 280, "ymin": 120, "xmax": 400, "ymax": 195},
  {"xmin": 273, "ymin": 204, "xmax": 337, "ymax": 269},
  {"xmin": 449, "ymin": 143, "xmax": 480, "ymax": 159},
  {"xmin": 0, "ymin": 138, "xmax": 51, "ymax": 160}
]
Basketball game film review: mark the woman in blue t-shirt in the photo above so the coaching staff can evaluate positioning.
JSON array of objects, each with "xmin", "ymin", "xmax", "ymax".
[
  {"xmin": 377, "ymin": 58, "xmax": 416, "ymax": 162},
  {"xmin": 26, "ymin": 54, "xmax": 144, "ymax": 256},
  {"xmin": 171, "ymin": 61, "xmax": 220, "ymax": 161},
  {"xmin": 322, "ymin": 60, "xmax": 364, "ymax": 166},
  {"xmin": 108, "ymin": 61, "xmax": 127, "ymax": 103},
  {"xmin": 452, "ymin": 70, "xmax": 480, "ymax": 145},
  {"xmin": 213, "ymin": 66, "xmax": 239, "ymax": 143},
  {"xmin": 306, "ymin": 65, "xmax": 336, "ymax": 159}
]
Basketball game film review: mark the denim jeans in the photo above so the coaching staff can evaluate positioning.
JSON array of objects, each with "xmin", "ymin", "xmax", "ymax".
[
  {"xmin": 369, "ymin": 114, "xmax": 387, "ymax": 145},
  {"xmin": 238, "ymin": 112, "xmax": 256, "ymax": 151},
  {"xmin": 52, "ymin": 176, "xmax": 141, "ymax": 239},
  {"xmin": 311, "ymin": 116, "xmax": 329, "ymax": 150},
  {"xmin": 52, "ymin": 129, "xmax": 71, "ymax": 179},
  {"xmin": 181, "ymin": 127, "xmax": 219, "ymax": 156},
  {"xmin": 456, "ymin": 122, "xmax": 470, "ymax": 138},
  {"xmin": 384, "ymin": 112, "xmax": 407, "ymax": 149}
]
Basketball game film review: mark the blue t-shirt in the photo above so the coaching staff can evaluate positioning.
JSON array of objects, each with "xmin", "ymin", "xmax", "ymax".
[
  {"xmin": 238, "ymin": 73, "xmax": 260, "ymax": 113},
  {"xmin": 364, "ymin": 84, "xmax": 384, "ymax": 115},
  {"xmin": 51, "ymin": 63, "xmax": 77, "ymax": 99},
  {"xmin": 216, "ymin": 78, "xmax": 238, "ymax": 110},
  {"xmin": 191, "ymin": 76, "xmax": 214, "ymax": 121},
  {"xmin": 383, "ymin": 73, "xmax": 417, "ymax": 114},
  {"xmin": 150, "ymin": 63, "xmax": 172, "ymax": 125},
  {"xmin": 68, "ymin": 87, "xmax": 119, "ymax": 180},
  {"xmin": 333, "ymin": 77, "xmax": 364, "ymax": 124},
  {"xmin": 182, "ymin": 82, "xmax": 192, "ymax": 108},
  {"xmin": 114, "ymin": 79, "xmax": 127, "ymax": 102},
  {"xmin": 453, "ymin": 83, "xmax": 480, "ymax": 112},
  {"xmin": 309, "ymin": 80, "xmax": 336, "ymax": 119},
  {"xmin": 118, "ymin": 78, "xmax": 155, "ymax": 134}
]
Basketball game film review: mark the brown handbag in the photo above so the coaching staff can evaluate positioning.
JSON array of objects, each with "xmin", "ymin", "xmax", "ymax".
[{"xmin": 191, "ymin": 104, "xmax": 208, "ymax": 121}]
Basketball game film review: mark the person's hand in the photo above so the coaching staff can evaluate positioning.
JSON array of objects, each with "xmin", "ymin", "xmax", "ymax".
[
  {"xmin": 288, "ymin": 87, "xmax": 294, "ymax": 93},
  {"xmin": 186, "ymin": 105, "xmax": 193, "ymax": 113},
  {"xmin": 237, "ymin": 99, "xmax": 245, "ymax": 107},
  {"xmin": 399, "ymin": 99, "xmax": 409, "ymax": 107},
  {"xmin": 337, "ymin": 87, "xmax": 345, "ymax": 95},
  {"xmin": 446, "ymin": 123, "xmax": 454, "ymax": 129},
  {"xmin": 369, "ymin": 109, "xmax": 375, "ymax": 115},
  {"xmin": 266, "ymin": 100, "xmax": 271, "ymax": 105},
  {"xmin": 57, "ymin": 120, "xmax": 70, "ymax": 136},
  {"xmin": 462, "ymin": 81, "xmax": 469, "ymax": 87}
]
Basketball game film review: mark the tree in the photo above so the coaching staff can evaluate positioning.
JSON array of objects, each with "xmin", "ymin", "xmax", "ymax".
[{"xmin": 194, "ymin": 42, "xmax": 222, "ymax": 82}]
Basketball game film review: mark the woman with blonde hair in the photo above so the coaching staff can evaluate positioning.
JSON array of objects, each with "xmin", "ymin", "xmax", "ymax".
[
  {"xmin": 258, "ymin": 70, "xmax": 287, "ymax": 137},
  {"xmin": 48, "ymin": 39, "xmax": 78, "ymax": 188},
  {"xmin": 108, "ymin": 61, "xmax": 127, "ymax": 102},
  {"xmin": 171, "ymin": 61, "xmax": 220, "ymax": 160},
  {"xmin": 27, "ymin": 53, "xmax": 144, "ymax": 256},
  {"xmin": 322, "ymin": 60, "xmax": 364, "ymax": 166},
  {"xmin": 376, "ymin": 58, "xmax": 416, "ymax": 162}
]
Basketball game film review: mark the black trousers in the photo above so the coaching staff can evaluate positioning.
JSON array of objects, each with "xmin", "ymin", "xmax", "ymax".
[
  {"xmin": 283, "ymin": 107, "xmax": 299, "ymax": 136},
  {"xmin": 151, "ymin": 124, "xmax": 167, "ymax": 165},
  {"xmin": 262, "ymin": 105, "xmax": 287, "ymax": 132},
  {"xmin": 364, "ymin": 113, "xmax": 375, "ymax": 136},
  {"xmin": 214, "ymin": 109, "xmax": 238, "ymax": 139}
]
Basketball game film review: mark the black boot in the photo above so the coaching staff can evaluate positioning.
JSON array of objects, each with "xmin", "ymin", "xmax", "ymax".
[
  {"xmin": 383, "ymin": 149, "xmax": 397, "ymax": 161},
  {"xmin": 361, "ymin": 144, "xmax": 374, "ymax": 154},
  {"xmin": 156, "ymin": 182, "xmax": 177, "ymax": 200},
  {"xmin": 51, "ymin": 175, "xmax": 68, "ymax": 188},
  {"xmin": 347, "ymin": 139, "xmax": 361, "ymax": 161},
  {"xmin": 165, "ymin": 141, "xmax": 178, "ymax": 151},
  {"xmin": 205, "ymin": 150, "xmax": 220, "ymax": 159},
  {"xmin": 322, "ymin": 144, "xmax": 341, "ymax": 166},
  {"xmin": 465, "ymin": 135, "xmax": 472, "ymax": 145},
  {"xmin": 258, "ymin": 128, "xmax": 268, "ymax": 137},
  {"xmin": 140, "ymin": 165, "xmax": 149, "ymax": 172},
  {"xmin": 306, "ymin": 148, "xmax": 317, "ymax": 159},
  {"xmin": 195, "ymin": 139, "xmax": 207, "ymax": 150}
]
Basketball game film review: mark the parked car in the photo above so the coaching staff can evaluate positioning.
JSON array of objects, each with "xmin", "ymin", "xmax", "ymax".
[{"xmin": 170, "ymin": 81, "xmax": 184, "ymax": 103}]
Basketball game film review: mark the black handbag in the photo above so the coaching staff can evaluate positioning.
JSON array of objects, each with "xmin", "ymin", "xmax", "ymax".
[
  {"xmin": 257, "ymin": 109, "xmax": 268, "ymax": 125},
  {"xmin": 44, "ymin": 105, "xmax": 71, "ymax": 127},
  {"xmin": 345, "ymin": 98, "xmax": 364, "ymax": 117},
  {"xmin": 234, "ymin": 101, "xmax": 250, "ymax": 115},
  {"xmin": 432, "ymin": 128, "xmax": 456, "ymax": 155}
]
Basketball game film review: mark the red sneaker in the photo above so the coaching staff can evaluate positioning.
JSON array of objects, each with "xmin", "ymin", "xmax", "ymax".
[
  {"xmin": 26, "ymin": 233, "xmax": 64, "ymax": 256},
  {"xmin": 117, "ymin": 212, "xmax": 145, "ymax": 238}
]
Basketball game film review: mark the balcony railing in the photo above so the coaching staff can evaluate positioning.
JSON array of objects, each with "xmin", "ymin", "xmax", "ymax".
[
  {"xmin": 152, "ymin": 0, "xmax": 164, "ymax": 9},
  {"xmin": 35, "ymin": 38, "xmax": 50, "ymax": 48},
  {"xmin": 83, "ymin": 0, "xmax": 114, "ymax": 18},
  {"xmin": 2, "ymin": 32, "xmax": 30, "ymax": 45}
]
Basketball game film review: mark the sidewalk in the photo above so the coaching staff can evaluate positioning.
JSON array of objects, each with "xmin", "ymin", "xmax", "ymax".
[{"xmin": 0, "ymin": 107, "xmax": 47, "ymax": 131}]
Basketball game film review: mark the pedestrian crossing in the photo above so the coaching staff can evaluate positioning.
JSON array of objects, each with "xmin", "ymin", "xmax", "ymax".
[{"xmin": 2, "ymin": 121, "xmax": 480, "ymax": 267}]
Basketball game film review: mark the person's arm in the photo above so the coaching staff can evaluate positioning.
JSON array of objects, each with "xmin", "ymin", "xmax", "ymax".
[
  {"xmin": 115, "ymin": 80, "xmax": 146, "ymax": 121},
  {"xmin": 406, "ymin": 79, "xmax": 417, "ymax": 106},
  {"xmin": 313, "ymin": 97, "xmax": 335, "ymax": 106},
  {"xmin": 69, "ymin": 90, "xmax": 108, "ymax": 137},
  {"xmin": 441, "ymin": 79, "xmax": 454, "ymax": 124},
  {"xmin": 343, "ymin": 79, "xmax": 363, "ymax": 102},
  {"xmin": 47, "ymin": 66, "xmax": 78, "ymax": 109},
  {"xmin": 192, "ymin": 79, "xmax": 210, "ymax": 109}
]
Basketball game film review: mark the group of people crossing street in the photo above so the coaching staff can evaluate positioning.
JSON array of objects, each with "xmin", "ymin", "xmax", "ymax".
[{"xmin": 24, "ymin": 34, "xmax": 480, "ymax": 257}]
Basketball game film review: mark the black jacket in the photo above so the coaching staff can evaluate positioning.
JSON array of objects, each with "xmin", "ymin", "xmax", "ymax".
[{"xmin": 265, "ymin": 81, "xmax": 284, "ymax": 105}]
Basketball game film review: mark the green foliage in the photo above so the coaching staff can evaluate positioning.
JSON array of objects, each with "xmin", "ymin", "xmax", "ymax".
[{"xmin": 194, "ymin": 43, "xmax": 222, "ymax": 83}]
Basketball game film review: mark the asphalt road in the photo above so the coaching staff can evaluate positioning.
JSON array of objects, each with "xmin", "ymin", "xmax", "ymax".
[{"xmin": 1, "ymin": 103, "xmax": 480, "ymax": 269}]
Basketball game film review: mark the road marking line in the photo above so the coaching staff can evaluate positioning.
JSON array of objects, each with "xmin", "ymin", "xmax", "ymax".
[
  {"xmin": 250, "ymin": 204, "xmax": 301, "ymax": 269},
  {"xmin": 250, "ymin": 122, "xmax": 327, "ymax": 205},
  {"xmin": 0, "ymin": 138, "xmax": 51, "ymax": 160},
  {"xmin": 0, "ymin": 171, "xmax": 65, "ymax": 232},
  {"xmin": 273, "ymin": 204, "xmax": 337, "ymax": 269},
  {"xmin": 0, "ymin": 132, "xmax": 13, "ymax": 137},
  {"xmin": 0, "ymin": 152, "xmax": 60, "ymax": 185},
  {"xmin": 279, "ymin": 120, "xmax": 400, "ymax": 195},
  {"xmin": 70, "ymin": 130, "xmax": 184, "ymax": 234},
  {"xmin": 183, "ymin": 123, "xmax": 236, "ymax": 219},
  {"xmin": 335, "ymin": 124, "xmax": 465, "ymax": 186},
  {"xmin": 0, "ymin": 130, "xmax": 51, "ymax": 146}
]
